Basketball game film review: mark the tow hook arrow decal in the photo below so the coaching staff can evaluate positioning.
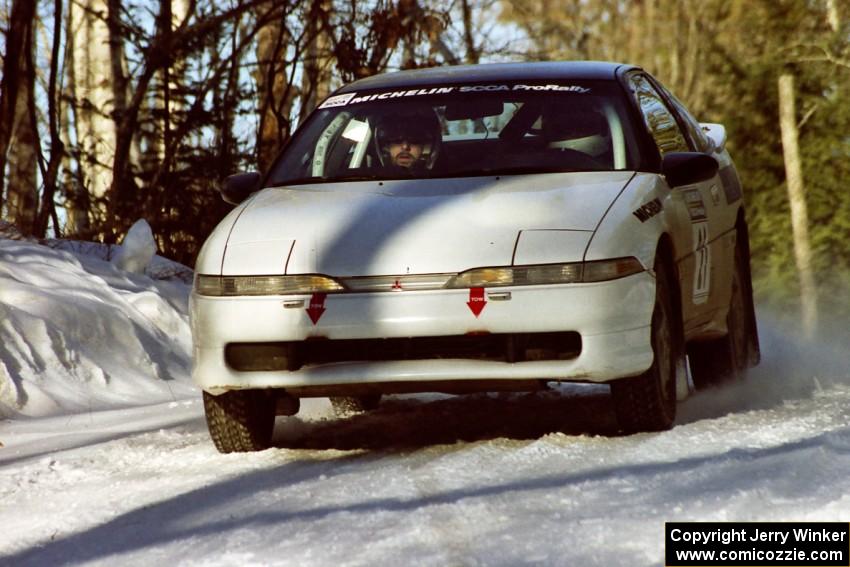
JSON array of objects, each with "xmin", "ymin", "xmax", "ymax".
[
  {"xmin": 467, "ymin": 287, "xmax": 487, "ymax": 318},
  {"xmin": 306, "ymin": 293, "xmax": 327, "ymax": 325}
]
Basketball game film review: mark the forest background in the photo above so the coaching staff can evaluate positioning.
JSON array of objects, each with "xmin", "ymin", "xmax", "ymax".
[{"xmin": 0, "ymin": 0, "xmax": 848, "ymax": 336}]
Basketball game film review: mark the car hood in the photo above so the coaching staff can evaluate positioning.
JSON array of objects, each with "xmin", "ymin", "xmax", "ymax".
[{"xmin": 220, "ymin": 172, "xmax": 633, "ymax": 276}]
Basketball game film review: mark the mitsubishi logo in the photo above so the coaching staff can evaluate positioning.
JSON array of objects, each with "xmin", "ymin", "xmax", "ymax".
[{"xmin": 391, "ymin": 278, "xmax": 403, "ymax": 291}]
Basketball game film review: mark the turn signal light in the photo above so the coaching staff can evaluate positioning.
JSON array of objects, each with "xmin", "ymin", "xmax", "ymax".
[
  {"xmin": 195, "ymin": 274, "xmax": 344, "ymax": 296},
  {"xmin": 445, "ymin": 258, "xmax": 643, "ymax": 288}
]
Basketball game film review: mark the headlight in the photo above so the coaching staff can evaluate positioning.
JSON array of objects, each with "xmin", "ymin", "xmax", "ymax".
[
  {"xmin": 582, "ymin": 257, "xmax": 645, "ymax": 282},
  {"xmin": 446, "ymin": 264, "xmax": 582, "ymax": 288},
  {"xmin": 445, "ymin": 257, "xmax": 643, "ymax": 288},
  {"xmin": 195, "ymin": 274, "xmax": 345, "ymax": 296}
]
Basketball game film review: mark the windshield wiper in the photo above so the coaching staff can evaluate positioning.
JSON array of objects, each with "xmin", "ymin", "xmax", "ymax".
[
  {"xmin": 266, "ymin": 176, "xmax": 322, "ymax": 187},
  {"xmin": 445, "ymin": 165, "xmax": 599, "ymax": 177},
  {"xmin": 268, "ymin": 174, "xmax": 383, "ymax": 187},
  {"xmin": 331, "ymin": 174, "xmax": 383, "ymax": 182}
]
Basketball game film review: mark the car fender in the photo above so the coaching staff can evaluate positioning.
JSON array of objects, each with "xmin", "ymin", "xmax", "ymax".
[
  {"xmin": 194, "ymin": 200, "xmax": 253, "ymax": 276},
  {"xmin": 584, "ymin": 173, "xmax": 676, "ymax": 270}
]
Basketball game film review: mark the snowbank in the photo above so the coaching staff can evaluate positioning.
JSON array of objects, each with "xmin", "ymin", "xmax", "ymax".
[{"xmin": 0, "ymin": 238, "xmax": 196, "ymax": 418}]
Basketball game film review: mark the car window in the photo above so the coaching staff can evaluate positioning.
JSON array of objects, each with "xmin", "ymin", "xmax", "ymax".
[
  {"xmin": 655, "ymin": 84, "xmax": 712, "ymax": 153},
  {"xmin": 267, "ymin": 80, "xmax": 643, "ymax": 186},
  {"xmin": 627, "ymin": 74, "xmax": 690, "ymax": 155}
]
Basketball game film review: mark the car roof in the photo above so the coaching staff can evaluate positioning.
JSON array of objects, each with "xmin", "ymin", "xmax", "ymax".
[{"xmin": 336, "ymin": 61, "xmax": 639, "ymax": 93}]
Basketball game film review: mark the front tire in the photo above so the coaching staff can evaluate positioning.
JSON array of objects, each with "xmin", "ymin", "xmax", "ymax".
[
  {"xmin": 203, "ymin": 390, "xmax": 276, "ymax": 453},
  {"xmin": 612, "ymin": 257, "xmax": 681, "ymax": 433}
]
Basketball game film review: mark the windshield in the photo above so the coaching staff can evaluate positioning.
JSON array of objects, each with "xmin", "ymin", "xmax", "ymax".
[{"xmin": 267, "ymin": 80, "xmax": 641, "ymax": 186}]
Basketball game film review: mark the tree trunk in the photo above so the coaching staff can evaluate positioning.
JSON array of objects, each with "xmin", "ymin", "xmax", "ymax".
[
  {"xmin": 102, "ymin": 0, "xmax": 138, "ymax": 241},
  {"xmin": 63, "ymin": 0, "xmax": 88, "ymax": 236},
  {"xmin": 138, "ymin": 0, "xmax": 189, "ymax": 183},
  {"xmin": 0, "ymin": 0, "xmax": 37, "ymax": 217},
  {"xmin": 300, "ymin": 0, "xmax": 333, "ymax": 120},
  {"xmin": 826, "ymin": 0, "xmax": 840, "ymax": 32},
  {"xmin": 461, "ymin": 0, "xmax": 480, "ymax": 64},
  {"xmin": 215, "ymin": 19, "xmax": 243, "ymax": 181},
  {"xmin": 156, "ymin": 0, "xmax": 190, "ymax": 159},
  {"xmin": 68, "ymin": 0, "xmax": 116, "ymax": 236},
  {"xmin": 35, "ymin": 0, "xmax": 66, "ymax": 237},
  {"xmin": 778, "ymin": 73, "xmax": 818, "ymax": 339},
  {"xmin": 5, "ymin": 4, "xmax": 39, "ymax": 235},
  {"xmin": 255, "ymin": 17, "xmax": 296, "ymax": 171}
]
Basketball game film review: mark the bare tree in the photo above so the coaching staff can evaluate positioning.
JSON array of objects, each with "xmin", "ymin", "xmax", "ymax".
[
  {"xmin": 778, "ymin": 73, "xmax": 818, "ymax": 339},
  {"xmin": 300, "ymin": 0, "xmax": 334, "ymax": 120},
  {"xmin": 0, "ymin": 0, "xmax": 490, "ymax": 259},
  {"xmin": 772, "ymin": 0, "xmax": 847, "ymax": 337},
  {"xmin": 255, "ymin": 7, "xmax": 298, "ymax": 171},
  {"xmin": 826, "ymin": 0, "xmax": 840, "ymax": 33},
  {"xmin": 65, "ymin": 0, "xmax": 117, "ymax": 235},
  {"xmin": 101, "ymin": 0, "xmax": 276, "ymax": 241},
  {"xmin": 0, "ymin": 0, "xmax": 37, "ymax": 225},
  {"xmin": 461, "ymin": 0, "xmax": 480, "ymax": 64},
  {"xmin": 35, "ymin": 0, "xmax": 66, "ymax": 237},
  {"xmin": 3, "ymin": 2, "xmax": 38, "ymax": 234}
]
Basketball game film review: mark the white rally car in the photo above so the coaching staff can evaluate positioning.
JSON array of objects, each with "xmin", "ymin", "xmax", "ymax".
[{"xmin": 192, "ymin": 62, "xmax": 760, "ymax": 452}]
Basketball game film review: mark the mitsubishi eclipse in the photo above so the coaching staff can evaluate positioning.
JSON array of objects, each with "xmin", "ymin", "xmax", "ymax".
[{"xmin": 191, "ymin": 61, "xmax": 760, "ymax": 453}]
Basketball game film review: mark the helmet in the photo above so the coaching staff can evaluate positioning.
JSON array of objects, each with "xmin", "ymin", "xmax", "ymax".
[
  {"xmin": 373, "ymin": 107, "xmax": 442, "ymax": 169},
  {"xmin": 543, "ymin": 106, "xmax": 610, "ymax": 158}
]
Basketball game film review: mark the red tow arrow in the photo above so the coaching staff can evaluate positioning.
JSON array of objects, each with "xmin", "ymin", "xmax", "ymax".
[
  {"xmin": 467, "ymin": 287, "xmax": 487, "ymax": 318},
  {"xmin": 306, "ymin": 293, "xmax": 327, "ymax": 325}
]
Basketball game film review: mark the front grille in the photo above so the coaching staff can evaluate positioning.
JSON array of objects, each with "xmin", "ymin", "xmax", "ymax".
[{"xmin": 225, "ymin": 332, "xmax": 581, "ymax": 371}]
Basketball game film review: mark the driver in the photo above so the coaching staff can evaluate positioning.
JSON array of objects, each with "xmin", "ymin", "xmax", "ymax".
[{"xmin": 374, "ymin": 109, "xmax": 442, "ymax": 174}]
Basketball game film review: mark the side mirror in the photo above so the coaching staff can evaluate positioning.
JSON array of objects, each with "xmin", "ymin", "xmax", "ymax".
[
  {"xmin": 662, "ymin": 152, "xmax": 719, "ymax": 188},
  {"xmin": 220, "ymin": 172, "xmax": 261, "ymax": 205}
]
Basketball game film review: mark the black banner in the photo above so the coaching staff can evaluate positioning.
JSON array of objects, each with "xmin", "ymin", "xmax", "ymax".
[{"xmin": 666, "ymin": 522, "xmax": 850, "ymax": 566}]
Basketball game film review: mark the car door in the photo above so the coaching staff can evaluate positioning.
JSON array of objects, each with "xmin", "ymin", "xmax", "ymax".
[{"xmin": 626, "ymin": 72, "xmax": 727, "ymax": 336}]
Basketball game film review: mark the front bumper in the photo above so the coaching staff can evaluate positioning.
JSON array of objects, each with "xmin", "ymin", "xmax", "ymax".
[{"xmin": 191, "ymin": 271, "xmax": 656, "ymax": 393}]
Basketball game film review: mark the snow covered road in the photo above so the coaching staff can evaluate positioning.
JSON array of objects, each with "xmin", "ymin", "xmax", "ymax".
[
  {"xmin": 2, "ymin": 347, "xmax": 850, "ymax": 566},
  {"xmin": 1, "ymin": 239, "xmax": 849, "ymax": 566}
]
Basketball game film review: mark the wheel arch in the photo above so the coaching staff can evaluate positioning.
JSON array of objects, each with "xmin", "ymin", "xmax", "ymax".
[
  {"xmin": 655, "ymin": 233, "xmax": 684, "ymax": 344},
  {"xmin": 655, "ymin": 232, "xmax": 690, "ymax": 400},
  {"xmin": 610, "ymin": 233, "xmax": 684, "ymax": 431}
]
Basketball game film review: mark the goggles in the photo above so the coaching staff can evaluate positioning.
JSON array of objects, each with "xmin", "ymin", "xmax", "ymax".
[{"xmin": 383, "ymin": 133, "xmax": 430, "ymax": 145}]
